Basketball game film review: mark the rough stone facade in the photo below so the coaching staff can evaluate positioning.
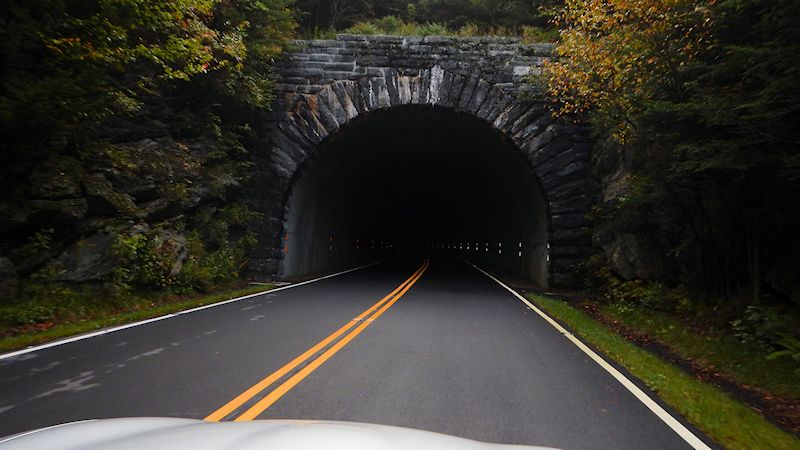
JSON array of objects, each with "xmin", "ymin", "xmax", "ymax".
[{"xmin": 251, "ymin": 35, "xmax": 596, "ymax": 287}]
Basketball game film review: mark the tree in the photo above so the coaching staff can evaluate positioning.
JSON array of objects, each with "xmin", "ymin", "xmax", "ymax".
[
  {"xmin": 543, "ymin": 0, "xmax": 800, "ymax": 305},
  {"xmin": 544, "ymin": 0, "xmax": 714, "ymax": 141}
]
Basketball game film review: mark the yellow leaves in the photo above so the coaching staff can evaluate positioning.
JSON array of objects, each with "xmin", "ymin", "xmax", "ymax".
[{"xmin": 543, "ymin": 0, "xmax": 715, "ymax": 141}]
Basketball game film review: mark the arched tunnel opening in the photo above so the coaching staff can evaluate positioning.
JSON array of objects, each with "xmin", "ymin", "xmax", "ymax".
[{"xmin": 282, "ymin": 105, "xmax": 551, "ymax": 287}]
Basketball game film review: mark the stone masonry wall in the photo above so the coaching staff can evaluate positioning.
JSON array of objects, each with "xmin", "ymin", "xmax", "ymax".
[{"xmin": 250, "ymin": 35, "xmax": 596, "ymax": 287}]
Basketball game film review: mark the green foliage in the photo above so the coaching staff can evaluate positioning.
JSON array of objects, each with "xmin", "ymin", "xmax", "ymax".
[
  {"xmin": 113, "ymin": 232, "xmax": 170, "ymax": 290},
  {"xmin": 0, "ymin": 284, "xmax": 273, "ymax": 352},
  {"xmin": 29, "ymin": 229, "xmax": 55, "ymax": 252},
  {"xmin": 0, "ymin": 303, "xmax": 56, "ymax": 327},
  {"xmin": 406, "ymin": 3, "xmax": 417, "ymax": 22},
  {"xmin": 545, "ymin": 0, "xmax": 800, "ymax": 307},
  {"xmin": 731, "ymin": 305, "xmax": 798, "ymax": 352},
  {"xmin": 415, "ymin": 21, "xmax": 449, "ymax": 35},
  {"xmin": 295, "ymin": 0, "xmax": 560, "ymax": 35},
  {"xmin": 110, "ymin": 201, "xmax": 260, "ymax": 295},
  {"xmin": 520, "ymin": 25, "xmax": 558, "ymax": 43},
  {"xmin": 344, "ymin": 21, "xmax": 383, "ymax": 34},
  {"xmin": 373, "ymin": 15, "xmax": 406, "ymax": 33},
  {"xmin": 598, "ymin": 295, "xmax": 800, "ymax": 410},
  {"xmin": 597, "ymin": 271, "xmax": 692, "ymax": 313},
  {"xmin": 175, "ymin": 235, "xmax": 246, "ymax": 294},
  {"xmin": 768, "ymin": 335, "xmax": 800, "ymax": 374},
  {"xmin": 0, "ymin": 0, "xmax": 295, "ymax": 186},
  {"xmin": 0, "ymin": 276, "xmax": 125, "ymax": 328},
  {"xmin": 344, "ymin": 17, "xmax": 449, "ymax": 35}
]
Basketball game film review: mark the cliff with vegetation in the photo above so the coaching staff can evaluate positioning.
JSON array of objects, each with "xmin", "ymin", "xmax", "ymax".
[{"xmin": 0, "ymin": 1, "xmax": 295, "ymax": 321}]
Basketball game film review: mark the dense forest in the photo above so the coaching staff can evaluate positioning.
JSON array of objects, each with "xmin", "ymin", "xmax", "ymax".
[
  {"xmin": 545, "ymin": 0, "xmax": 800, "ymax": 358},
  {"xmin": 0, "ymin": 0, "xmax": 797, "ymax": 369}
]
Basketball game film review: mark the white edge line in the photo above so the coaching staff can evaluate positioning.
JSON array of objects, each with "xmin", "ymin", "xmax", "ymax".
[
  {"xmin": 0, "ymin": 260, "xmax": 386, "ymax": 361},
  {"xmin": 465, "ymin": 261, "xmax": 712, "ymax": 450}
]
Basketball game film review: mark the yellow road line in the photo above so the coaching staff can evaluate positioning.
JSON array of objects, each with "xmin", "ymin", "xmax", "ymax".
[
  {"xmin": 204, "ymin": 258, "xmax": 428, "ymax": 422},
  {"xmin": 235, "ymin": 258, "xmax": 429, "ymax": 421}
]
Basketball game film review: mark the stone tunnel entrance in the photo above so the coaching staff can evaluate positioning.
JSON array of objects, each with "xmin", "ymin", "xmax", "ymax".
[{"xmin": 282, "ymin": 105, "xmax": 550, "ymax": 286}]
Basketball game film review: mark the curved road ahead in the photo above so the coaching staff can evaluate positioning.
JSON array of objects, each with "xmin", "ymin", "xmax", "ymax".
[{"xmin": 0, "ymin": 256, "xmax": 715, "ymax": 449}]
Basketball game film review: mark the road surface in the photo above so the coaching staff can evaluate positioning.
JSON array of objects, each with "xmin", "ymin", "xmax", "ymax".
[{"xmin": 0, "ymin": 256, "xmax": 714, "ymax": 449}]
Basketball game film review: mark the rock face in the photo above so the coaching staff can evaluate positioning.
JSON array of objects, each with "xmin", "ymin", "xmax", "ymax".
[
  {"xmin": 600, "ymin": 233, "xmax": 664, "ymax": 280},
  {"xmin": 0, "ymin": 129, "xmax": 226, "ymax": 295},
  {"xmin": 53, "ymin": 233, "xmax": 118, "ymax": 282},
  {"xmin": 591, "ymin": 137, "xmax": 667, "ymax": 281},
  {"xmin": 0, "ymin": 257, "xmax": 18, "ymax": 300},
  {"xmin": 152, "ymin": 230, "xmax": 189, "ymax": 276},
  {"xmin": 253, "ymin": 35, "xmax": 599, "ymax": 287}
]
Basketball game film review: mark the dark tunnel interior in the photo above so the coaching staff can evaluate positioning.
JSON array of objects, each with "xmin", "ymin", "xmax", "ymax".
[{"xmin": 281, "ymin": 105, "xmax": 551, "ymax": 286}]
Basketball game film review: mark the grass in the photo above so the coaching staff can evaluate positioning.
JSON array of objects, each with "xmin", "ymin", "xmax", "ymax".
[
  {"xmin": 0, "ymin": 284, "xmax": 274, "ymax": 354},
  {"xmin": 526, "ymin": 294, "xmax": 800, "ymax": 450},
  {"xmin": 601, "ymin": 302, "xmax": 800, "ymax": 400}
]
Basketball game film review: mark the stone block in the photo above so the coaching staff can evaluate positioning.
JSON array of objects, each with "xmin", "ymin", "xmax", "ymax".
[
  {"xmin": 322, "ymin": 70, "xmax": 362, "ymax": 80},
  {"xmin": 550, "ymin": 256, "xmax": 585, "ymax": 273},
  {"xmin": 552, "ymin": 212, "xmax": 592, "ymax": 229},
  {"xmin": 322, "ymin": 61, "xmax": 356, "ymax": 71},
  {"xmin": 335, "ymin": 34, "xmax": 368, "ymax": 42},
  {"xmin": 551, "ymin": 227, "xmax": 594, "ymax": 245},
  {"xmin": 551, "ymin": 273, "xmax": 584, "ymax": 289},
  {"xmin": 307, "ymin": 39, "xmax": 345, "ymax": 48},
  {"xmin": 550, "ymin": 245, "xmax": 596, "ymax": 258}
]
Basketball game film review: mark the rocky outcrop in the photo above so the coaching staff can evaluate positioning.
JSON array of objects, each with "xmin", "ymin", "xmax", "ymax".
[
  {"xmin": 0, "ymin": 258, "xmax": 18, "ymax": 299},
  {"xmin": 599, "ymin": 232, "xmax": 664, "ymax": 280},
  {"xmin": 591, "ymin": 136, "xmax": 668, "ymax": 281},
  {"xmin": 0, "ymin": 124, "xmax": 234, "ymax": 296},
  {"xmin": 53, "ymin": 233, "xmax": 118, "ymax": 282},
  {"xmin": 152, "ymin": 230, "xmax": 189, "ymax": 276}
]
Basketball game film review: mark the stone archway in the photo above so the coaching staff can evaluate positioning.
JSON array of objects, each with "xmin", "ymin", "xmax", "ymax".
[{"xmin": 249, "ymin": 36, "xmax": 596, "ymax": 287}]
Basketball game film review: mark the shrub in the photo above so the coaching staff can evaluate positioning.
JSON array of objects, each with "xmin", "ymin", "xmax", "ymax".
[
  {"xmin": 344, "ymin": 19, "xmax": 451, "ymax": 36},
  {"xmin": 521, "ymin": 26, "xmax": 559, "ymax": 43},
  {"xmin": 344, "ymin": 22, "xmax": 382, "ymax": 35},
  {"xmin": 457, "ymin": 23, "xmax": 481, "ymax": 37},
  {"xmin": 373, "ymin": 16, "xmax": 405, "ymax": 33},
  {"xmin": 0, "ymin": 303, "xmax": 56, "ymax": 326},
  {"xmin": 768, "ymin": 334, "xmax": 800, "ymax": 374},
  {"xmin": 113, "ymin": 230, "xmax": 182, "ymax": 291},
  {"xmin": 416, "ymin": 22, "xmax": 449, "ymax": 36},
  {"xmin": 731, "ymin": 305, "xmax": 797, "ymax": 351}
]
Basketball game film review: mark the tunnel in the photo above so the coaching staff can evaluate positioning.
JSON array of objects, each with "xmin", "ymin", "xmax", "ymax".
[{"xmin": 281, "ymin": 105, "xmax": 551, "ymax": 287}]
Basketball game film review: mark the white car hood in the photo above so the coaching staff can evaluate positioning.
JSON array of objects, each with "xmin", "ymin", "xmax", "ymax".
[{"xmin": 0, "ymin": 418, "xmax": 558, "ymax": 450}]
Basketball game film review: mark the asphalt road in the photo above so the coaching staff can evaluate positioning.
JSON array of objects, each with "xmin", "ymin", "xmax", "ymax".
[{"xmin": 0, "ymin": 256, "xmax": 714, "ymax": 449}]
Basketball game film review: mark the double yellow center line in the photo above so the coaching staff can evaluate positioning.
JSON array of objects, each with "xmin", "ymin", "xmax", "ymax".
[{"xmin": 205, "ymin": 257, "xmax": 429, "ymax": 422}]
